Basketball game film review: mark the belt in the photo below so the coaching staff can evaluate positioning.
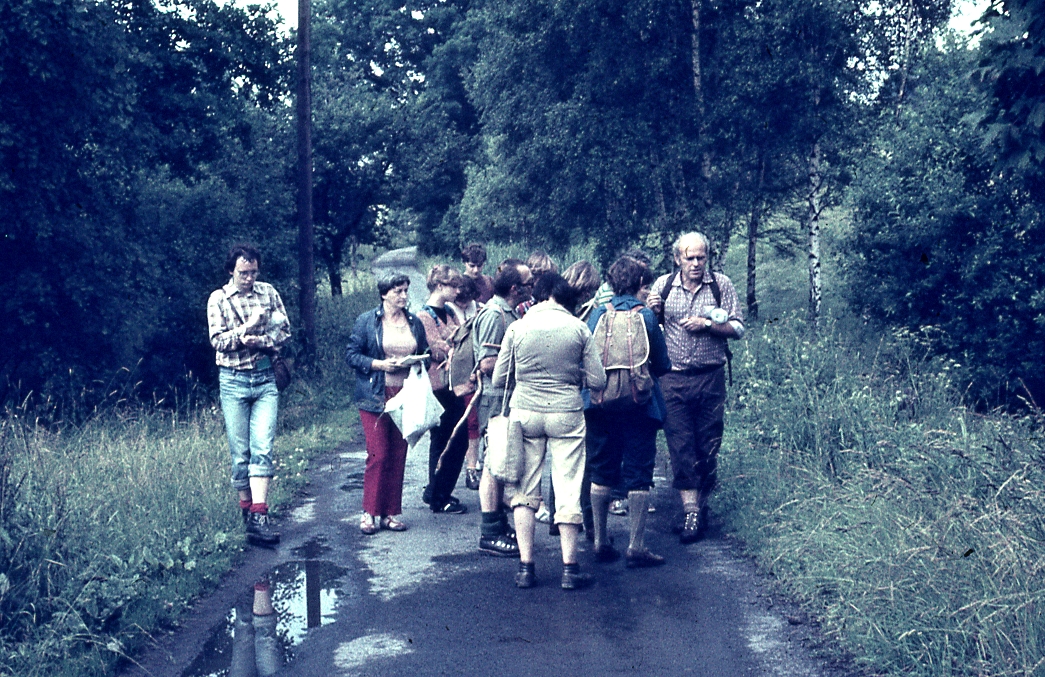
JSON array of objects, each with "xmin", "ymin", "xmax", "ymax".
[{"xmin": 670, "ymin": 364, "xmax": 724, "ymax": 376}]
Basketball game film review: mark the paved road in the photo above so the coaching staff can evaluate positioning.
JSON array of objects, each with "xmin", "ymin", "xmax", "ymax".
[{"xmin": 126, "ymin": 437, "xmax": 853, "ymax": 677}]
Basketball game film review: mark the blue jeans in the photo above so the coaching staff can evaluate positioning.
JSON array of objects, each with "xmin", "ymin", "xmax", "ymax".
[{"xmin": 219, "ymin": 367, "xmax": 279, "ymax": 490}]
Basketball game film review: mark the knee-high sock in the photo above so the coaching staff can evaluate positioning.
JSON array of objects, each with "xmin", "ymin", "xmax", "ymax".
[
  {"xmin": 627, "ymin": 490, "xmax": 650, "ymax": 551},
  {"xmin": 590, "ymin": 483, "xmax": 612, "ymax": 550}
]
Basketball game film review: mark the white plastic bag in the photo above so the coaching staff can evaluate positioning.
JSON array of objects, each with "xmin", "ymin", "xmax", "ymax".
[{"xmin": 385, "ymin": 364, "xmax": 444, "ymax": 446}]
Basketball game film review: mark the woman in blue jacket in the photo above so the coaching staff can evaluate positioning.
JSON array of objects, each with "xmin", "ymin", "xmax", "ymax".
[
  {"xmin": 586, "ymin": 256, "xmax": 671, "ymax": 568},
  {"xmin": 346, "ymin": 273, "xmax": 429, "ymax": 535}
]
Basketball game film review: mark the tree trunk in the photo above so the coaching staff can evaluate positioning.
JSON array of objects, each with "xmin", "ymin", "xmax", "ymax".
[
  {"xmin": 806, "ymin": 141, "xmax": 823, "ymax": 335},
  {"xmin": 746, "ymin": 152, "xmax": 765, "ymax": 321},
  {"xmin": 895, "ymin": 0, "xmax": 916, "ymax": 119},
  {"xmin": 296, "ymin": 0, "xmax": 317, "ymax": 364},
  {"xmin": 689, "ymin": 0, "xmax": 713, "ymax": 220},
  {"xmin": 329, "ymin": 262, "xmax": 343, "ymax": 297}
]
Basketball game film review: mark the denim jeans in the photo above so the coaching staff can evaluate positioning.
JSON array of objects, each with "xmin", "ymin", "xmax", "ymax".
[{"xmin": 219, "ymin": 367, "xmax": 279, "ymax": 490}]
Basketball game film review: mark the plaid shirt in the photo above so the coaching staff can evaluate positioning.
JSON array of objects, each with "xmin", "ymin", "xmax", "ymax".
[
  {"xmin": 207, "ymin": 280, "xmax": 291, "ymax": 370},
  {"xmin": 655, "ymin": 270, "xmax": 743, "ymax": 370}
]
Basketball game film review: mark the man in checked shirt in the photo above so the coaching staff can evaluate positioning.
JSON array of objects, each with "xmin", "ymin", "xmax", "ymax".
[
  {"xmin": 207, "ymin": 244, "xmax": 291, "ymax": 545},
  {"xmin": 646, "ymin": 232, "xmax": 744, "ymax": 545}
]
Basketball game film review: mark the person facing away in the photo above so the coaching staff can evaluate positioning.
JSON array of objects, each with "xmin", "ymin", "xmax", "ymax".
[
  {"xmin": 207, "ymin": 243, "xmax": 291, "ymax": 546},
  {"xmin": 492, "ymin": 272, "xmax": 606, "ymax": 589}
]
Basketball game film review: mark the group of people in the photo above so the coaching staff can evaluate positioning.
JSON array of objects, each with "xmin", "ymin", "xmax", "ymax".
[{"xmin": 207, "ymin": 233, "xmax": 744, "ymax": 591}]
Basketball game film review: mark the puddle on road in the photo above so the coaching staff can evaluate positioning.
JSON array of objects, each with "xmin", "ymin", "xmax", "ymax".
[
  {"xmin": 181, "ymin": 544, "xmax": 347, "ymax": 677},
  {"xmin": 338, "ymin": 470, "xmax": 365, "ymax": 492}
]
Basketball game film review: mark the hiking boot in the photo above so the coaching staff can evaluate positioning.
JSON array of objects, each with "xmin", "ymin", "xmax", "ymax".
[
  {"xmin": 626, "ymin": 548, "xmax": 666, "ymax": 568},
  {"xmin": 479, "ymin": 533, "xmax": 520, "ymax": 557},
  {"xmin": 421, "ymin": 485, "xmax": 433, "ymax": 505},
  {"xmin": 465, "ymin": 468, "xmax": 481, "ymax": 490},
  {"xmin": 561, "ymin": 563, "xmax": 591, "ymax": 590},
  {"xmin": 246, "ymin": 511, "xmax": 280, "ymax": 545},
  {"xmin": 515, "ymin": 561, "xmax": 536, "ymax": 588},
  {"xmin": 679, "ymin": 510, "xmax": 703, "ymax": 545}
]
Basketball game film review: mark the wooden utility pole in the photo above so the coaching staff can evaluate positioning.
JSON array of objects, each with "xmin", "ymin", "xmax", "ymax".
[{"xmin": 296, "ymin": 0, "xmax": 317, "ymax": 365}]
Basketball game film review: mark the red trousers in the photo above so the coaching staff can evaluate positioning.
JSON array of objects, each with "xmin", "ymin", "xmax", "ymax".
[{"xmin": 359, "ymin": 387, "xmax": 408, "ymax": 516}]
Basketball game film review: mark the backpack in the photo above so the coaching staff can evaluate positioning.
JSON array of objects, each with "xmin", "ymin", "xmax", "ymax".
[
  {"xmin": 652, "ymin": 272, "xmax": 734, "ymax": 385},
  {"xmin": 447, "ymin": 304, "xmax": 506, "ymax": 397},
  {"xmin": 590, "ymin": 303, "xmax": 655, "ymax": 409}
]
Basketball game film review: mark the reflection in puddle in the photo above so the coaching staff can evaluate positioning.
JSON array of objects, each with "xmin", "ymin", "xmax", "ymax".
[{"xmin": 181, "ymin": 557, "xmax": 347, "ymax": 677}]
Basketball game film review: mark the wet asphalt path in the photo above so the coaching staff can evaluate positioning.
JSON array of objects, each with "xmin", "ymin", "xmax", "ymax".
[{"xmin": 126, "ymin": 436, "xmax": 853, "ymax": 677}]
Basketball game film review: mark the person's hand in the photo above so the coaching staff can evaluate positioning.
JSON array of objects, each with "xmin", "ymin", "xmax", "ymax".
[
  {"xmin": 679, "ymin": 316, "xmax": 711, "ymax": 333},
  {"xmin": 646, "ymin": 291, "xmax": 663, "ymax": 312},
  {"xmin": 372, "ymin": 358, "xmax": 402, "ymax": 373},
  {"xmin": 242, "ymin": 335, "xmax": 263, "ymax": 348}
]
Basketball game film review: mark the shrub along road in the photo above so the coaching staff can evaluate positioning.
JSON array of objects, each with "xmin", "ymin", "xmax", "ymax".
[{"xmin": 124, "ymin": 436, "xmax": 858, "ymax": 677}]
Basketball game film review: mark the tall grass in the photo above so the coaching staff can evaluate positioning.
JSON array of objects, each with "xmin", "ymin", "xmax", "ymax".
[
  {"xmin": 0, "ymin": 284, "xmax": 375, "ymax": 677},
  {"xmin": 718, "ymin": 313, "xmax": 1045, "ymax": 676}
]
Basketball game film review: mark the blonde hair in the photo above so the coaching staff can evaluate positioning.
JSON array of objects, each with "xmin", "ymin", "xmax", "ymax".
[
  {"xmin": 562, "ymin": 261, "xmax": 600, "ymax": 299},
  {"xmin": 526, "ymin": 250, "xmax": 558, "ymax": 276}
]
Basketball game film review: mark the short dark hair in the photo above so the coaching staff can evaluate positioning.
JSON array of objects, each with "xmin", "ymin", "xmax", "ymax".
[
  {"xmin": 225, "ymin": 243, "xmax": 261, "ymax": 275},
  {"xmin": 533, "ymin": 272, "xmax": 578, "ymax": 310},
  {"xmin": 618, "ymin": 247, "xmax": 651, "ymax": 267},
  {"xmin": 492, "ymin": 258, "xmax": 526, "ymax": 297},
  {"xmin": 461, "ymin": 243, "xmax": 488, "ymax": 266},
  {"xmin": 455, "ymin": 274, "xmax": 479, "ymax": 303},
  {"xmin": 607, "ymin": 256, "xmax": 653, "ymax": 297},
  {"xmin": 377, "ymin": 273, "xmax": 411, "ymax": 296}
]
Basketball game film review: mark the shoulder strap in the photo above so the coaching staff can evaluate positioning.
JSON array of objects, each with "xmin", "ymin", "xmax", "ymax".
[{"xmin": 707, "ymin": 272, "xmax": 722, "ymax": 308}]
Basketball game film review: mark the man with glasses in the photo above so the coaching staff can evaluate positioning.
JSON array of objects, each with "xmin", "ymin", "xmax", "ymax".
[
  {"xmin": 474, "ymin": 259, "xmax": 533, "ymax": 556},
  {"xmin": 207, "ymin": 244, "xmax": 291, "ymax": 546}
]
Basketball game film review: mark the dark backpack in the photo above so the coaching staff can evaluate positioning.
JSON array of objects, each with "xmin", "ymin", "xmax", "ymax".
[{"xmin": 590, "ymin": 303, "xmax": 655, "ymax": 409}]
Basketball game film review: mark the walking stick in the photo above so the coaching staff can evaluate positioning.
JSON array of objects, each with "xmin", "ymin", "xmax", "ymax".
[{"xmin": 433, "ymin": 375, "xmax": 482, "ymax": 476}]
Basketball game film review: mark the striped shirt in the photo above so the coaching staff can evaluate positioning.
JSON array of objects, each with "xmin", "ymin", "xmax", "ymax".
[
  {"xmin": 654, "ymin": 271, "xmax": 743, "ymax": 370},
  {"xmin": 207, "ymin": 280, "xmax": 291, "ymax": 370}
]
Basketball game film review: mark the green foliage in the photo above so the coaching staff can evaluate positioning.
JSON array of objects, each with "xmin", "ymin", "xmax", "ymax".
[
  {"xmin": 720, "ymin": 315, "xmax": 1045, "ymax": 676},
  {"xmin": 845, "ymin": 40, "xmax": 1045, "ymax": 406}
]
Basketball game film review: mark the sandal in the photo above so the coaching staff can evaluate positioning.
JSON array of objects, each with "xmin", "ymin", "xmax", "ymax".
[
  {"xmin": 380, "ymin": 516, "xmax": 408, "ymax": 531},
  {"xmin": 360, "ymin": 513, "xmax": 379, "ymax": 535}
]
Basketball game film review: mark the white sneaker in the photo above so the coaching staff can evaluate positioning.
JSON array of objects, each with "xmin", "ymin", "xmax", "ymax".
[{"xmin": 535, "ymin": 505, "xmax": 552, "ymax": 523}]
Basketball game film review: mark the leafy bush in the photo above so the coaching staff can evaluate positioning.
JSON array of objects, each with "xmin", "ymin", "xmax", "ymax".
[{"xmin": 719, "ymin": 313, "xmax": 1045, "ymax": 676}]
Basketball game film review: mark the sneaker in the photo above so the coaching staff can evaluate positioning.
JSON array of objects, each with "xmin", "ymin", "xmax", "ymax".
[
  {"xmin": 465, "ymin": 468, "xmax": 481, "ymax": 490},
  {"xmin": 679, "ymin": 510, "xmax": 703, "ymax": 544},
  {"xmin": 479, "ymin": 533, "xmax": 520, "ymax": 557},
  {"xmin": 245, "ymin": 511, "xmax": 280, "ymax": 545},
  {"xmin": 609, "ymin": 499, "xmax": 628, "ymax": 516},
  {"xmin": 561, "ymin": 563, "xmax": 591, "ymax": 590},
  {"xmin": 515, "ymin": 561, "xmax": 536, "ymax": 588},
  {"xmin": 626, "ymin": 548, "xmax": 666, "ymax": 568},
  {"xmin": 432, "ymin": 497, "xmax": 468, "ymax": 514}
]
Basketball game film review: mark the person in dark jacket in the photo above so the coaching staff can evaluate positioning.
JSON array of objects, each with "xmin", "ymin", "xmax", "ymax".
[
  {"xmin": 586, "ymin": 256, "xmax": 672, "ymax": 568},
  {"xmin": 346, "ymin": 273, "xmax": 429, "ymax": 535}
]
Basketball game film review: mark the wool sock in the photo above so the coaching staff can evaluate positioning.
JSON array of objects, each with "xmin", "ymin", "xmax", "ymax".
[
  {"xmin": 249, "ymin": 502, "xmax": 268, "ymax": 515},
  {"xmin": 590, "ymin": 483, "xmax": 612, "ymax": 550},
  {"xmin": 239, "ymin": 499, "xmax": 253, "ymax": 511},
  {"xmin": 627, "ymin": 490, "xmax": 650, "ymax": 552},
  {"xmin": 481, "ymin": 511, "xmax": 503, "ymax": 538}
]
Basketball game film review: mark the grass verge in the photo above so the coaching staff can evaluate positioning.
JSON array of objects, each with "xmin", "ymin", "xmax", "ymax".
[
  {"xmin": 0, "ymin": 288, "xmax": 373, "ymax": 677},
  {"xmin": 717, "ymin": 313, "xmax": 1045, "ymax": 676}
]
